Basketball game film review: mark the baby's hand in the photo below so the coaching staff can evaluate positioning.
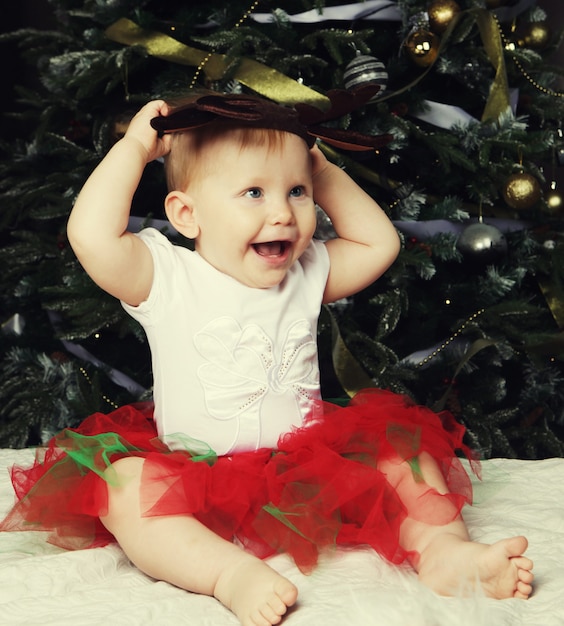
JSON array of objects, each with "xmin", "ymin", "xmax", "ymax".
[
  {"xmin": 124, "ymin": 100, "xmax": 171, "ymax": 163},
  {"xmin": 310, "ymin": 143, "xmax": 329, "ymax": 179}
]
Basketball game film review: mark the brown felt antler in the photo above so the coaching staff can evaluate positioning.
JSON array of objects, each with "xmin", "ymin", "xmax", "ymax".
[{"xmin": 151, "ymin": 85, "xmax": 391, "ymax": 151}]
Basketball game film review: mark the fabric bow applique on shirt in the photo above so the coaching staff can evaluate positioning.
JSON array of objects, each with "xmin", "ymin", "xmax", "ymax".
[{"xmin": 194, "ymin": 317, "xmax": 319, "ymax": 450}]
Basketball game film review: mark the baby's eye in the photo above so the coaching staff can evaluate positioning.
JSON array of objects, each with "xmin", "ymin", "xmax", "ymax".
[
  {"xmin": 289, "ymin": 186, "xmax": 305, "ymax": 197},
  {"xmin": 245, "ymin": 188, "xmax": 262, "ymax": 199}
]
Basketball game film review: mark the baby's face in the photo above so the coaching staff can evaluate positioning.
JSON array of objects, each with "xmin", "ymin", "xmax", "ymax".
[{"xmin": 187, "ymin": 132, "xmax": 317, "ymax": 289}]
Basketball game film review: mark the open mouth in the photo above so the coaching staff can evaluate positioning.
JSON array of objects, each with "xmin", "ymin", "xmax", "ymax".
[{"xmin": 252, "ymin": 241, "xmax": 290, "ymax": 257}]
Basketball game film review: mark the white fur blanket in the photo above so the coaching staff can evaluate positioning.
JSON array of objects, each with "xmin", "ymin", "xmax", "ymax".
[{"xmin": 0, "ymin": 448, "xmax": 562, "ymax": 625}]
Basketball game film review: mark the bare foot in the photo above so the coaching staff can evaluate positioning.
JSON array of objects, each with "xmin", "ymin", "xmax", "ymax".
[
  {"xmin": 213, "ymin": 553, "xmax": 298, "ymax": 626},
  {"xmin": 417, "ymin": 534, "xmax": 534, "ymax": 599}
]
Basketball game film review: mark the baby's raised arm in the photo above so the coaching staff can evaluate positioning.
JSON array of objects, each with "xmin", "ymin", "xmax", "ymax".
[
  {"xmin": 311, "ymin": 146, "xmax": 400, "ymax": 304},
  {"xmin": 67, "ymin": 100, "xmax": 171, "ymax": 306}
]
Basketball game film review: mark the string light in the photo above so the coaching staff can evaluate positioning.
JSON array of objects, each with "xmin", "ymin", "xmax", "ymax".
[
  {"xmin": 190, "ymin": 0, "xmax": 261, "ymax": 88},
  {"xmin": 417, "ymin": 308, "xmax": 485, "ymax": 367}
]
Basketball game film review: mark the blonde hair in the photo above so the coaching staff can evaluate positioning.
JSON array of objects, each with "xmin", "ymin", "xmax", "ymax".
[{"xmin": 164, "ymin": 125, "xmax": 300, "ymax": 192}]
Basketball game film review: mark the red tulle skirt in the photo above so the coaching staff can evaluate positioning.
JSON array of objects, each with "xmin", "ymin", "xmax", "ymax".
[{"xmin": 0, "ymin": 389, "xmax": 478, "ymax": 572}]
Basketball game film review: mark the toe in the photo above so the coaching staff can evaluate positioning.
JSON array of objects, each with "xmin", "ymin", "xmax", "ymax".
[
  {"xmin": 259, "ymin": 602, "xmax": 284, "ymax": 625},
  {"xmin": 518, "ymin": 567, "xmax": 534, "ymax": 584},
  {"xmin": 248, "ymin": 609, "xmax": 271, "ymax": 626},
  {"xmin": 504, "ymin": 535, "xmax": 528, "ymax": 557},
  {"xmin": 268, "ymin": 594, "xmax": 288, "ymax": 616},
  {"xmin": 513, "ymin": 555, "xmax": 534, "ymax": 572},
  {"xmin": 275, "ymin": 579, "xmax": 298, "ymax": 607},
  {"xmin": 516, "ymin": 580, "xmax": 533, "ymax": 598}
]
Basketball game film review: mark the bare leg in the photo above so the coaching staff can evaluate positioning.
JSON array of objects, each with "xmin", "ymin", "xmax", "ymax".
[
  {"xmin": 379, "ymin": 453, "xmax": 534, "ymax": 599},
  {"xmin": 100, "ymin": 457, "xmax": 298, "ymax": 626}
]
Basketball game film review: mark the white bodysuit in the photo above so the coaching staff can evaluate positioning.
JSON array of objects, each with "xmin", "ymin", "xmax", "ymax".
[{"xmin": 122, "ymin": 228, "xmax": 330, "ymax": 456}]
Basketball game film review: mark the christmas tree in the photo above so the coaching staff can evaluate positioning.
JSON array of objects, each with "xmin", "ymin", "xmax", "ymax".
[{"xmin": 1, "ymin": 0, "xmax": 563, "ymax": 458}]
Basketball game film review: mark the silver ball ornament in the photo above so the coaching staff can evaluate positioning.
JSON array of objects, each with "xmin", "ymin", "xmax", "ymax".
[
  {"xmin": 343, "ymin": 54, "xmax": 388, "ymax": 95},
  {"xmin": 457, "ymin": 223, "xmax": 507, "ymax": 265}
]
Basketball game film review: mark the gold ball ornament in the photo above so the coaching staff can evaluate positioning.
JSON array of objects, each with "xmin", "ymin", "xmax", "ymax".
[
  {"xmin": 427, "ymin": 0, "xmax": 461, "ymax": 34},
  {"xmin": 405, "ymin": 29, "xmax": 440, "ymax": 68},
  {"xmin": 516, "ymin": 21, "xmax": 551, "ymax": 50},
  {"xmin": 502, "ymin": 172, "xmax": 542, "ymax": 210}
]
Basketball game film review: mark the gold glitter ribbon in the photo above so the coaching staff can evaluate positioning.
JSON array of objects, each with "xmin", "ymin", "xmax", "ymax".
[
  {"xmin": 475, "ymin": 9, "xmax": 510, "ymax": 122},
  {"xmin": 326, "ymin": 307, "xmax": 374, "ymax": 397},
  {"xmin": 538, "ymin": 275, "xmax": 564, "ymax": 330},
  {"xmin": 105, "ymin": 18, "xmax": 329, "ymax": 108}
]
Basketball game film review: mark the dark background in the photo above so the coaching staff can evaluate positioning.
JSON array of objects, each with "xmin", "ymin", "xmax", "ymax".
[{"xmin": 1, "ymin": 0, "xmax": 57, "ymax": 138}]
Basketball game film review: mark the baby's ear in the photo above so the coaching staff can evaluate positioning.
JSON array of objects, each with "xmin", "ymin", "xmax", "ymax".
[{"xmin": 165, "ymin": 190, "xmax": 200, "ymax": 239}]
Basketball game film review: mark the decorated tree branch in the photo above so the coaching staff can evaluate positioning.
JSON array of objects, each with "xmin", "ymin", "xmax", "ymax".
[{"xmin": 1, "ymin": 0, "xmax": 563, "ymax": 457}]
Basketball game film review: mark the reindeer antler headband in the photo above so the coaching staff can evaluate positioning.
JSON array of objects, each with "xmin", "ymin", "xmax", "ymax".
[{"xmin": 150, "ymin": 85, "xmax": 391, "ymax": 151}]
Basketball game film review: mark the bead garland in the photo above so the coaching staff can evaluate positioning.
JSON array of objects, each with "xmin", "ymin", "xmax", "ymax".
[
  {"xmin": 190, "ymin": 0, "xmax": 261, "ymax": 88},
  {"xmin": 79, "ymin": 366, "xmax": 120, "ymax": 410},
  {"xmin": 417, "ymin": 308, "xmax": 486, "ymax": 367},
  {"xmin": 492, "ymin": 14, "xmax": 564, "ymax": 98}
]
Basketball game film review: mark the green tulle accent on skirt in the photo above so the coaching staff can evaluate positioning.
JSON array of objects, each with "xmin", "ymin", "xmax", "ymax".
[
  {"xmin": 57, "ymin": 430, "xmax": 137, "ymax": 485},
  {"xmin": 55, "ymin": 429, "xmax": 218, "ymax": 488},
  {"xmin": 262, "ymin": 504, "xmax": 311, "ymax": 540},
  {"xmin": 386, "ymin": 423, "xmax": 424, "ymax": 483},
  {"xmin": 164, "ymin": 433, "xmax": 218, "ymax": 465}
]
